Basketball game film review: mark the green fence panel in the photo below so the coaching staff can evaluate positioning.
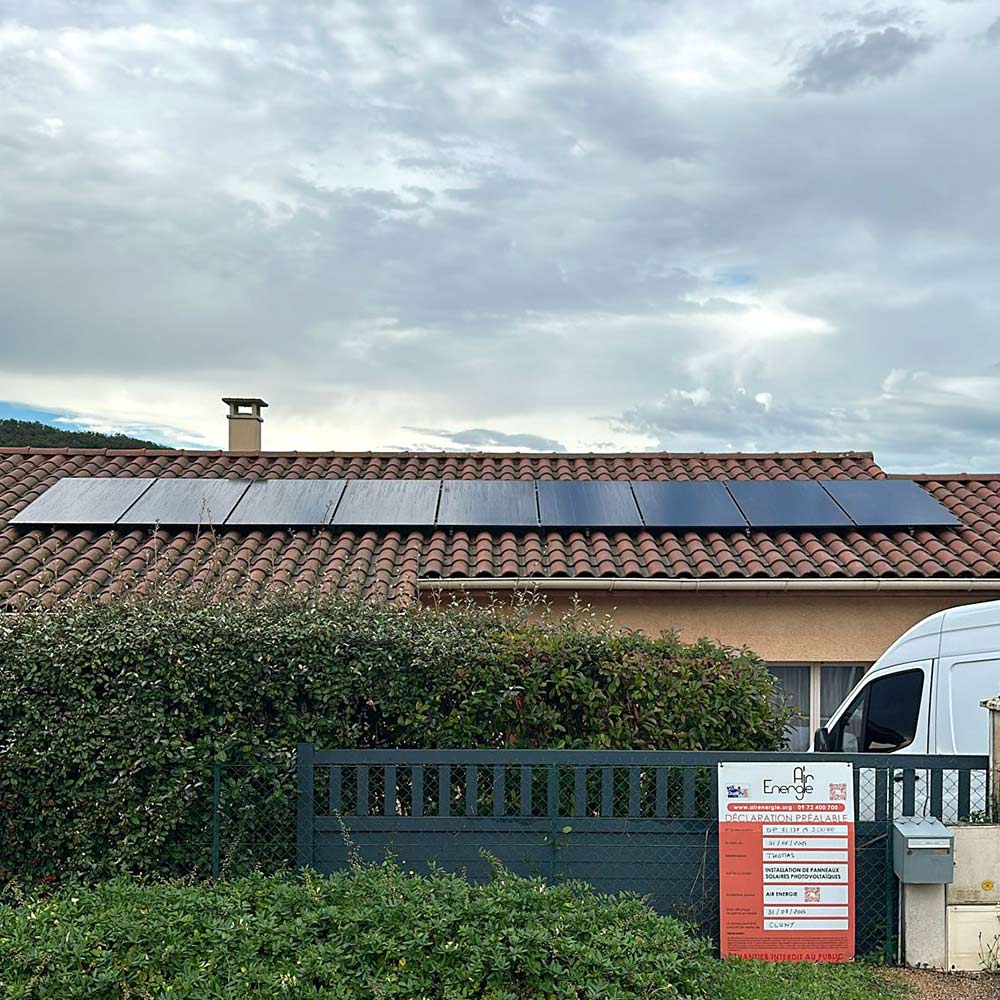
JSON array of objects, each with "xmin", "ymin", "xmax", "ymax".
[{"xmin": 210, "ymin": 747, "xmax": 987, "ymax": 961}]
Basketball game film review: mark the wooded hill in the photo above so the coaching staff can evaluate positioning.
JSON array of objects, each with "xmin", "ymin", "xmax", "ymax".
[{"xmin": 0, "ymin": 418, "xmax": 164, "ymax": 449}]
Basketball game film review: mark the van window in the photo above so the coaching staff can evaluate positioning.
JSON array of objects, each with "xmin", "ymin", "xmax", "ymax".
[
  {"xmin": 837, "ymin": 689, "xmax": 867, "ymax": 753},
  {"xmin": 865, "ymin": 670, "xmax": 923, "ymax": 751},
  {"xmin": 829, "ymin": 669, "xmax": 924, "ymax": 752}
]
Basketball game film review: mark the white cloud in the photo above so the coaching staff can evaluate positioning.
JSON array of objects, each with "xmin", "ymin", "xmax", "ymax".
[
  {"xmin": 32, "ymin": 116, "xmax": 64, "ymax": 136},
  {"xmin": 0, "ymin": 1, "xmax": 998, "ymax": 469},
  {"xmin": 679, "ymin": 293, "xmax": 835, "ymax": 342}
]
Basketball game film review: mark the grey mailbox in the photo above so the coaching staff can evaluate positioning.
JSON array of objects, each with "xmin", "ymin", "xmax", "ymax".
[{"xmin": 892, "ymin": 817, "xmax": 954, "ymax": 884}]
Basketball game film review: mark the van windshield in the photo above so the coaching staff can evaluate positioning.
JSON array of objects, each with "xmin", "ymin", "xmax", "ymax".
[{"xmin": 829, "ymin": 668, "xmax": 924, "ymax": 752}]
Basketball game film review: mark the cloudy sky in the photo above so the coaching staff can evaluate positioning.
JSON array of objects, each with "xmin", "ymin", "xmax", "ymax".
[{"xmin": 1, "ymin": 1, "xmax": 999, "ymax": 469}]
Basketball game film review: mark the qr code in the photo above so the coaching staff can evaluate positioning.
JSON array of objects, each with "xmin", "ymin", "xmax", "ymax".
[
  {"xmin": 805, "ymin": 886, "xmax": 820, "ymax": 903},
  {"xmin": 829, "ymin": 783, "xmax": 847, "ymax": 801}
]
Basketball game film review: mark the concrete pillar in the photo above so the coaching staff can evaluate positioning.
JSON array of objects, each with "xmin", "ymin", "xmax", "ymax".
[{"xmin": 902, "ymin": 883, "xmax": 947, "ymax": 969}]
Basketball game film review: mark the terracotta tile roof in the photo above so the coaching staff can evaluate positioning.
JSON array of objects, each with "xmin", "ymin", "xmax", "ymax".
[{"xmin": 0, "ymin": 448, "xmax": 996, "ymax": 605}]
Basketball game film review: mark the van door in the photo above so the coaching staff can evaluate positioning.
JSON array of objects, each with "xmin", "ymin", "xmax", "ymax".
[
  {"xmin": 826, "ymin": 661, "xmax": 931, "ymax": 754},
  {"xmin": 933, "ymin": 655, "xmax": 1000, "ymax": 754},
  {"xmin": 825, "ymin": 661, "xmax": 932, "ymax": 818}
]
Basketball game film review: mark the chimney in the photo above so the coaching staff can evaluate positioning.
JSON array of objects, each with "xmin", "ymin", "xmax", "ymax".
[{"xmin": 223, "ymin": 397, "xmax": 268, "ymax": 451}]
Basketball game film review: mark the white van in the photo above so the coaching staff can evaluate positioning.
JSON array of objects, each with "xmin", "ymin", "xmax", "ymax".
[{"xmin": 814, "ymin": 599, "xmax": 1000, "ymax": 755}]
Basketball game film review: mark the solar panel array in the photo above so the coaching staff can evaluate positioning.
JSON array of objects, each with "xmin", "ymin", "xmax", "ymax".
[{"xmin": 10, "ymin": 476, "xmax": 961, "ymax": 531}]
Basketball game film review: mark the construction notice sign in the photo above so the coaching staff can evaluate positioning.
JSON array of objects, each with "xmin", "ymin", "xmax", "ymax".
[{"xmin": 718, "ymin": 761, "xmax": 855, "ymax": 962}]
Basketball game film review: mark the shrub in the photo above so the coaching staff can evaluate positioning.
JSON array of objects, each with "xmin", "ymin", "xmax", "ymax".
[
  {"xmin": 0, "ymin": 593, "xmax": 789, "ymax": 882},
  {"xmin": 0, "ymin": 863, "xmax": 718, "ymax": 999}
]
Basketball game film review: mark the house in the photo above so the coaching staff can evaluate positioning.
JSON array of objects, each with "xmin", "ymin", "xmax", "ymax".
[{"xmin": 2, "ymin": 398, "xmax": 998, "ymax": 749}]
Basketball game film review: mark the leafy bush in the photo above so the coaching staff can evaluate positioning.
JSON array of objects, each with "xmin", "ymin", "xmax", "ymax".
[
  {"xmin": 0, "ymin": 594, "xmax": 789, "ymax": 882},
  {"xmin": 0, "ymin": 863, "xmax": 718, "ymax": 999}
]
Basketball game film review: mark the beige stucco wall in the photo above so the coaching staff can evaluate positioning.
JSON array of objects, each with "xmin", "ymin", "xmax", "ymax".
[{"xmin": 423, "ymin": 589, "xmax": 1000, "ymax": 663}]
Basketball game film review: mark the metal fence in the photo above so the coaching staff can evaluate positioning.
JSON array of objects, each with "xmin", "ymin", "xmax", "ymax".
[{"xmin": 272, "ymin": 746, "xmax": 988, "ymax": 962}]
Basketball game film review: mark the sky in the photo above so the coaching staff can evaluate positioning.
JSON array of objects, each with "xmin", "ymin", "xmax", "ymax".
[{"xmin": 1, "ymin": 1, "xmax": 999, "ymax": 469}]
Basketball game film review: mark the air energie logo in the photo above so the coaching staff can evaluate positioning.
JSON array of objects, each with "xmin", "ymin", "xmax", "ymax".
[{"xmin": 762, "ymin": 765, "xmax": 814, "ymax": 801}]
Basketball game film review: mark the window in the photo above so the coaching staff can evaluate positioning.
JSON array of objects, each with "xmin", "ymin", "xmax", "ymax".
[
  {"xmin": 769, "ymin": 665, "xmax": 811, "ymax": 751},
  {"xmin": 768, "ymin": 663, "xmax": 868, "ymax": 751},
  {"xmin": 820, "ymin": 665, "xmax": 865, "ymax": 728},
  {"xmin": 827, "ymin": 669, "xmax": 924, "ymax": 753}
]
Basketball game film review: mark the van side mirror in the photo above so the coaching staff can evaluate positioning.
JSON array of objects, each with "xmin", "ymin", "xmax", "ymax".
[{"xmin": 813, "ymin": 726, "xmax": 831, "ymax": 752}]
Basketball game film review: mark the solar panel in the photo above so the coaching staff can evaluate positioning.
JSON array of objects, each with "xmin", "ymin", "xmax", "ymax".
[
  {"xmin": 537, "ymin": 480, "xmax": 642, "ymax": 528},
  {"xmin": 330, "ymin": 478, "xmax": 441, "ymax": 527},
  {"xmin": 726, "ymin": 480, "xmax": 854, "ymax": 528},
  {"xmin": 632, "ymin": 481, "xmax": 748, "ymax": 529},
  {"xmin": 11, "ymin": 477, "xmax": 156, "ymax": 525},
  {"xmin": 225, "ymin": 479, "xmax": 347, "ymax": 527},
  {"xmin": 821, "ymin": 480, "xmax": 961, "ymax": 528},
  {"xmin": 437, "ymin": 480, "xmax": 538, "ymax": 528},
  {"xmin": 10, "ymin": 475, "xmax": 966, "ymax": 533},
  {"xmin": 117, "ymin": 478, "xmax": 251, "ymax": 526}
]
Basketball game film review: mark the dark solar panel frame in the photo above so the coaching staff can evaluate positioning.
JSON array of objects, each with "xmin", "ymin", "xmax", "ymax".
[
  {"xmin": 725, "ymin": 480, "xmax": 854, "ymax": 528},
  {"xmin": 537, "ymin": 480, "xmax": 643, "ymax": 528},
  {"xmin": 330, "ymin": 478, "xmax": 441, "ymax": 527},
  {"xmin": 820, "ymin": 479, "xmax": 960, "ymax": 528},
  {"xmin": 116, "ymin": 478, "xmax": 251, "ymax": 526},
  {"xmin": 10, "ymin": 477, "xmax": 157, "ymax": 526},
  {"xmin": 436, "ymin": 480, "xmax": 538, "ymax": 528},
  {"xmin": 632, "ymin": 480, "xmax": 748, "ymax": 529},
  {"xmin": 225, "ymin": 479, "xmax": 347, "ymax": 527}
]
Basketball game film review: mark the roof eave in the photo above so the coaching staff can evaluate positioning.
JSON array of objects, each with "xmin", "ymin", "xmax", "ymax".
[{"xmin": 417, "ymin": 577, "xmax": 1000, "ymax": 593}]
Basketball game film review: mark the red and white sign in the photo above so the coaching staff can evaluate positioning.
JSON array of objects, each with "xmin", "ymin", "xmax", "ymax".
[{"xmin": 718, "ymin": 761, "xmax": 855, "ymax": 962}]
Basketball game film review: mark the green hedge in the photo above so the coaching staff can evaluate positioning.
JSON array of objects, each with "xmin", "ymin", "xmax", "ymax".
[
  {"xmin": 0, "ymin": 868, "xmax": 906, "ymax": 1000},
  {"xmin": 0, "ymin": 594, "xmax": 789, "ymax": 882},
  {"xmin": 0, "ymin": 864, "xmax": 717, "ymax": 999}
]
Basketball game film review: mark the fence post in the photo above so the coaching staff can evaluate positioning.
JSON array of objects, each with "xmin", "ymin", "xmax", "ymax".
[
  {"xmin": 211, "ymin": 761, "xmax": 221, "ymax": 881},
  {"xmin": 547, "ymin": 765, "xmax": 558, "ymax": 883},
  {"xmin": 981, "ymin": 698, "xmax": 1000, "ymax": 819},
  {"xmin": 296, "ymin": 742, "xmax": 315, "ymax": 871},
  {"xmin": 884, "ymin": 815, "xmax": 895, "ymax": 965}
]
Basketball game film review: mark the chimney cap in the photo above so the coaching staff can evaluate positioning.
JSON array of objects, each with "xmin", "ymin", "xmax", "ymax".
[{"xmin": 222, "ymin": 397, "xmax": 269, "ymax": 408}]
